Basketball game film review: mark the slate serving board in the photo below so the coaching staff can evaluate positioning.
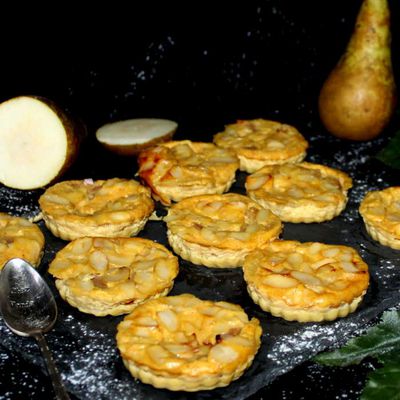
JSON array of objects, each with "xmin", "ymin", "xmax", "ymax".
[{"xmin": 0, "ymin": 133, "xmax": 399, "ymax": 400}]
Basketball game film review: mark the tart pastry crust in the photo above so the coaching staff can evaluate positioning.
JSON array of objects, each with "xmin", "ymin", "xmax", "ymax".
[
  {"xmin": 0, "ymin": 212, "xmax": 45, "ymax": 269},
  {"xmin": 359, "ymin": 186, "xmax": 400, "ymax": 250},
  {"xmin": 116, "ymin": 293, "xmax": 262, "ymax": 391},
  {"xmin": 49, "ymin": 237, "xmax": 178, "ymax": 316},
  {"xmin": 137, "ymin": 140, "xmax": 239, "ymax": 205},
  {"xmin": 246, "ymin": 162, "xmax": 352, "ymax": 223},
  {"xmin": 213, "ymin": 119, "xmax": 308, "ymax": 173},
  {"xmin": 39, "ymin": 178, "xmax": 154, "ymax": 240},
  {"xmin": 165, "ymin": 193, "xmax": 282, "ymax": 268},
  {"xmin": 243, "ymin": 241, "xmax": 369, "ymax": 322}
]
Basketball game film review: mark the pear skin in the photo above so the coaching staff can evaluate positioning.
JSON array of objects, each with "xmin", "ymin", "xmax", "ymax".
[{"xmin": 318, "ymin": 0, "xmax": 397, "ymax": 141}]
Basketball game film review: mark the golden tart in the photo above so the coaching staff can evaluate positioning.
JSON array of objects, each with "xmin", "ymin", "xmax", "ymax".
[
  {"xmin": 165, "ymin": 193, "xmax": 282, "ymax": 268},
  {"xmin": 39, "ymin": 178, "xmax": 154, "ymax": 240},
  {"xmin": 116, "ymin": 293, "xmax": 262, "ymax": 391},
  {"xmin": 137, "ymin": 140, "xmax": 239, "ymax": 205},
  {"xmin": 213, "ymin": 119, "xmax": 308, "ymax": 173},
  {"xmin": 49, "ymin": 237, "xmax": 179, "ymax": 316},
  {"xmin": 0, "ymin": 212, "xmax": 45, "ymax": 269},
  {"xmin": 359, "ymin": 186, "xmax": 400, "ymax": 250},
  {"xmin": 245, "ymin": 162, "xmax": 352, "ymax": 223},
  {"xmin": 243, "ymin": 241, "xmax": 369, "ymax": 322}
]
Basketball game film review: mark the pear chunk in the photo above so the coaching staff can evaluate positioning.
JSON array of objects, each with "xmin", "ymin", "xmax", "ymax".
[
  {"xmin": 96, "ymin": 118, "xmax": 177, "ymax": 156},
  {"xmin": 0, "ymin": 96, "xmax": 82, "ymax": 190}
]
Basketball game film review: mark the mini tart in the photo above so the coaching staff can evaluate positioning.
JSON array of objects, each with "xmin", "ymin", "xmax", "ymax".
[
  {"xmin": 116, "ymin": 293, "xmax": 262, "ymax": 391},
  {"xmin": 243, "ymin": 241, "xmax": 369, "ymax": 322},
  {"xmin": 246, "ymin": 162, "xmax": 352, "ymax": 223},
  {"xmin": 0, "ymin": 212, "xmax": 45, "ymax": 269},
  {"xmin": 137, "ymin": 140, "xmax": 239, "ymax": 205},
  {"xmin": 39, "ymin": 178, "xmax": 154, "ymax": 240},
  {"xmin": 165, "ymin": 193, "xmax": 282, "ymax": 268},
  {"xmin": 49, "ymin": 237, "xmax": 179, "ymax": 316},
  {"xmin": 213, "ymin": 119, "xmax": 308, "ymax": 173},
  {"xmin": 359, "ymin": 186, "xmax": 400, "ymax": 250}
]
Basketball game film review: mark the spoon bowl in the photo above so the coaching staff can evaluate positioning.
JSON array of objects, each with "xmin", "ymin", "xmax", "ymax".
[{"xmin": 0, "ymin": 258, "xmax": 70, "ymax": 400}]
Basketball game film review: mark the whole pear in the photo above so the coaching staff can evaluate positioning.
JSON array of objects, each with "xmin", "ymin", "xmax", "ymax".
[{"xmin": 318, "ymin": 0, "xmax": 397, "ymax": 141}]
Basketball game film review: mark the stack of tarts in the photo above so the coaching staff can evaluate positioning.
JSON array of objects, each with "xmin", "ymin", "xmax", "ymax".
[{"xmin": 25, "ymin": 117, "xmax": 379, "ymax": 394}]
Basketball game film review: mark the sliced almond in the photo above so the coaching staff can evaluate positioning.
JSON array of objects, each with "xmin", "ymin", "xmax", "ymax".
[
  {"xmin": 89, "ymin": 250, "xmax": 108, "ymax": 272},
  {"xmin": 71, "ymin": 237, "xmax": 93, "ymax": 255},
  {"xmin": 209, "ymin": 344, "xmax": 238, "ymax": 363},
  {"xmin": 340, "ymin": 261, "xmax": 359, "ymax": 273},
  {"xmin": 157, "ymin": 309, "xmax": 178, "ymax": 332},
  {"xmin": 246, "ymin": 174, "xmax": 269, "ymax": 190},
  {"xmin": 262, "ymin": 274, "xmax": 298, "ymax": 288},
  {"xmin": 291, "ymin": 270, "xmax": 322, "ymax": 287}
]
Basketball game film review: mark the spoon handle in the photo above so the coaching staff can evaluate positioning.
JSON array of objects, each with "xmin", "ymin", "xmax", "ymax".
[{"xmin": 34, "ymin": 332, "xmax": 71, "ymax": 400}]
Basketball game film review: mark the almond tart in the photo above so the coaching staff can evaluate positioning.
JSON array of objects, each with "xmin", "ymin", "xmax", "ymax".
[
  {"xmin": 246, "ymin": 162, "xmax": 352, "ymax": 223},
  {"xmin": 359, "ymin": 186, "xmax": 400, "ymax": 250},
  {"xmin": 165, "ymin": 193, "xmax": 282, "ymax": 268},
  {"xmin": 137, "ymin": 140, "xmax": 239, "ymax": 205},
  {"xmin": 39, "ymin": 178, "xmax": 154, "ymax": 240},
  {"xmin": 0, "ymin": 212, "xmax": 45, "ymax": 269},
  {"xmin": 116, "ymin": 293, "xmax": 262, "ymax": 391},
  {"xmin": 49, "ymin": 237, "xmax": 179, "ymax": 316},
  {"xmin": 213, "ymin": 119, "xmax": 308, "ymax": 173},
  {"xmin": 243, "ymin": 241, "xmax": 369, "ymax": 322}
]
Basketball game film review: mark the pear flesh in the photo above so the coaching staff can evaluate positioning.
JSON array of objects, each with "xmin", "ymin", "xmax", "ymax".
[
  {"xmin": 318, "ymin": 0, "xmax": 397, "ymax": 141},
  {"xmin": 0, "ymin": 96, "xmax": 82, "ymax": 189}
]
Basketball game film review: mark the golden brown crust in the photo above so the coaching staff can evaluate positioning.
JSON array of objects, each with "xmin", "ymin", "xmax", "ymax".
[
  {"xmin": 116, "ymin": 294, "xmax": 262, "ymax": 391},
  {"xmin": 165, "ymin": 193, "xmax": 282, "ymax": 267},
  {"xmin": 0, "ymin": 212, "xmax": 45, "ymax": 269},
  {"xmin": 246, "ymin": 162, "xmax": 352, "ymax": 223},
  {"xmin": 137, "ymin": 140, "xmax": 239, "ymax": 205},
  {"xmin": 49, "ymin": 237, "xmax": 179, "ymax": 316},
  {"xmin": 39, "ymin": 178, "xmax": 154, "ymax": 240},
  {"xmin": 213, "ymin": 119, "xmax": 308, "ymax": 173},
  {"xmin": 359, "ymin": 186, "xmax": 400, "ymax": 249},
  {"xmin": 243, "ymin": 241, "xmax": 369, "ymax": 322}
]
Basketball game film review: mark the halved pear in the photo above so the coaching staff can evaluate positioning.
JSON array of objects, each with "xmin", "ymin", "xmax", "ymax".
[
  {"xmin": 96, "ymin": 118, "xmax": 177, "ymax": 156},
  {"xmin": 0, "ymin": 95, "xmax": 83, "ymax": 190}
]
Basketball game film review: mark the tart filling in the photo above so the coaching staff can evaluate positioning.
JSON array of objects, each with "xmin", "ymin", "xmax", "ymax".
[
  {"xmin": 213, "ymin": 119, "xmax": 308, "ymax": 173},
  {"xmin": 49, "ymin": 237, "xmax": 178, "ymax": 316},
  {"xmin": 165, "ymin": 193, "xmax": 282, "ymax": 268},
  {"xmin": 246, "ymin": 162, "xmax": 352, "ymax": 223},
  {"xmin": 116, "ymin": 293, "xmax": 262, "ymax": 391},
  {"xmin": 138, "ymin": 140, "xmax": 239, "ymax": 205},
  {"xmin": 0, "ymin": 212, "xmax": 45, "ymax": 269},
  {"xmin": 359, "ymin": 186, "xmax": 400, "ymax": 249},
  {"xmin": 39, "ymin": 178, "xmax": 154, "ymax": 240},
  {"xmin": 243, "ymin": 241, "xmax": 369, "ymax": 322}
]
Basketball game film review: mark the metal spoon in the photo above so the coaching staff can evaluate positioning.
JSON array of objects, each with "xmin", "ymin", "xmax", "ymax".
[{"xmin": 0, "ymin": 258, "xmax": 70, "ymax": 400}]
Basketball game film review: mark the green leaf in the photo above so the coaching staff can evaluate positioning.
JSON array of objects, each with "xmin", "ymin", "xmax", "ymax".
[
  {"xmin": 314, "ymin": 310, "xmax": 400, "ymax": 367},
  {"xmin": 361, "ymin": 353, "xmax": 400, "ymax": 400},
  {"xmin": 376, "ymin": 130, "xmax": 400, "ymax": 169}
]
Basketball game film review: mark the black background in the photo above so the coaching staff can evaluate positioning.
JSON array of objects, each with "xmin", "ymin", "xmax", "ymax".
[{"xmin": 1, "ymin": 1, "xmax": 400, "ymax": 399}]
